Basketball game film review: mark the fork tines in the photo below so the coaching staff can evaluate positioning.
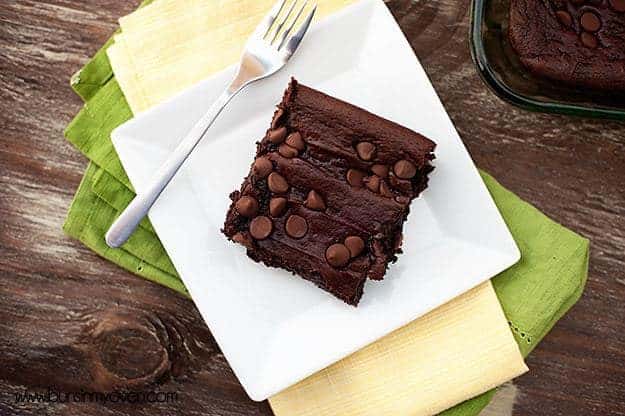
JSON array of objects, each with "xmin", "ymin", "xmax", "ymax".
[{"xmin": 258, "ymin": 0, "xmax": 317, "ymax": 51}]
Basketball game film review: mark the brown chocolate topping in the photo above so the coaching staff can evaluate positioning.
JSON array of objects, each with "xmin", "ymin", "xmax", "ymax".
[
  {"xmin": 610, "ymin": 0, "xmax": 625, "ymax": 12},
  {"xmin": 223, "ymin": 79, "xmax": 437, "ymax": 306},
  {"xmin": 509, "ymin": 0, "xmax": 625, "ymax": 92},
  {"xmin": 394, "ymin": 233, "xmax": 403, "ymax": 251}
]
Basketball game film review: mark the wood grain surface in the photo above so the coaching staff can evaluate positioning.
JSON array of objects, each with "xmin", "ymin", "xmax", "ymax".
[{"xmin": 1, "ymin": 0, "xmax": 624, "ymax": 415}]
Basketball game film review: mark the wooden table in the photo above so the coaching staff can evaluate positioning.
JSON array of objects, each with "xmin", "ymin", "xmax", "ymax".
[{"xmin": 1, "ymin": 1, "xmax": 624, "ymax": 415}]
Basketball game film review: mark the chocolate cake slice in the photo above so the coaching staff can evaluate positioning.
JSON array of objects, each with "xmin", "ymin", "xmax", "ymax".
[
  {"xmin": 223, "ymin": 79, "xmax": 436, "ymax": 306},
  {"xmin": 509, "ymin": 0, "xmax": 625, "ymax": 91}
]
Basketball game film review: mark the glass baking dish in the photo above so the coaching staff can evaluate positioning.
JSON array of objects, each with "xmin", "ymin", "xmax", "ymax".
[{"xmin": 470, "ymin": 0, "xmax": 625, "ymax": 120}]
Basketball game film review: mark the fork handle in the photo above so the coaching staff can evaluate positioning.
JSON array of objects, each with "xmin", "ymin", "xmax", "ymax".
[{"xmin": 105, "ymin": 84, "xmax": 242, "ymax": 248}]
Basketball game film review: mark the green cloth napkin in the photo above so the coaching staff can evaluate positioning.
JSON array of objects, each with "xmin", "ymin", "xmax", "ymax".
[{"xmin": 63, "ymin": 12, "xmax": 589, "ymax": 414}]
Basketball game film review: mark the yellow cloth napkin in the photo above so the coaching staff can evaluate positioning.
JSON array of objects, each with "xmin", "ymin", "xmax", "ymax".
[
  {"xmin": 269, "ymin": 283, "xmax": 526, "ymax": 416},
  {"xmin": 109, "ymin": 0, "xmax": 354, "ymax": 113},
  {"xmin": 107, "ymin": 1, "xmax": 528, "ymax": 414}
]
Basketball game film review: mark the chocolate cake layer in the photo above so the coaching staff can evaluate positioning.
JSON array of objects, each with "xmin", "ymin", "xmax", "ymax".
[
  {"xmin": 509, "ymin": 0, "xmax": 625, "ymax": 91},
  {"xmin": 223, "ymin": 79, "xmax": 436, "ymax": 306}
]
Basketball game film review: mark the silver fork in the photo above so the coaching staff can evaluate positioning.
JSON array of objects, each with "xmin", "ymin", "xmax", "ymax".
[{"xmin": 105, "ymin": 0, "xmax": 317, "ymax": 248}]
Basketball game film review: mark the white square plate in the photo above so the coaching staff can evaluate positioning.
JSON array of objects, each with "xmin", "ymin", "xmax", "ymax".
[{"xmin": 112, "ymin": 0, "xmax": 520, "ymax": 401}]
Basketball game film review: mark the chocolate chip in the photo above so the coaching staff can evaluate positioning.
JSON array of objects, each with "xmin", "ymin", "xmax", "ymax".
[
  {"xmin": 271, "ymin": 108, "xmax": 285, "ymax": 129},
  {"xmin": 249, "ymin": 216, "xmax": 272, "ymax": 240},
  {"xmin": 556, "ymin": 10, "xmax": 573, "ymax": 28},
  {"xmin": 278, "ymin": 143, "xmax": 299, "ymax": 158},
  {"xmin": 346, "ymin": 169, "xmax": 365, "ymax": 188},
  {"xmin": 344, "ymin": 236, "xmax": 365, "ymax": 258},
  {"xmin": 325, "ymin": 243, "xmax": 350, "ymax": 267},
  {"xmin": 395, "ymin": 195, "xmax": 410, "ymax": 205},
  {"xmin": 610, "ymin": 0, "xmax": 625, "ymax": 12},
  {"xmin": 371, "ymin": 164, "xmax": 389, "ymax": 178},
  {"xmin": 268, "ymin": 172, "xmax": 289, "ymax": 193},
  {"xmin": 253, "ymin": 157, "xmax": 273, "ymax": 178},
  {"xmin": 235, "ymin": 196, "xmax": 259, "ymax": 217},
  {"xmin": 268, "ymin": 127, "xmax": 287, "ymax": 144},
  {"xmin": 366, "ymin": 176, "xmax": 381, "ymax": 193},
  {"xmin": 580, "ymin": 32, "xmax": 598, "ymax": 48},
  {"xmin": 379, "ymin": 180, "xmax": 393, "ymax": 197},
  {"xmin": 389, "ymin": 176, "xmax": 413, "ymax": 194},
  {"xmin": 232, "ymin": 232, "xmax": 245, "ymax": 243},
  {"xmin": 232, "ymin": 232, "xmax": 253, "ymax": 249},
  {"xmin": 356, "ymin": 142, "xmax": 376, "ymax": 161},
  {"xmin": 394, "ymin": 160, "xmax": 417, "ymax": 179},
  {"xmin": 305, "ymin": 190, "xmax": 326, "ymax": 211},
  {"xmin": 285, "ymin": 132, "xmax": 305, "ymax": 151},
  {"xmin": 580, "ymin": 12, "xmax": 601, "ymax": 32},
  {"xmin": 285, "ymin": 215, "xmax": 308, "ymax": 238},
  {"xmin": 269, "ymin": 197, "xmax": 287, "ymax": 217}
]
